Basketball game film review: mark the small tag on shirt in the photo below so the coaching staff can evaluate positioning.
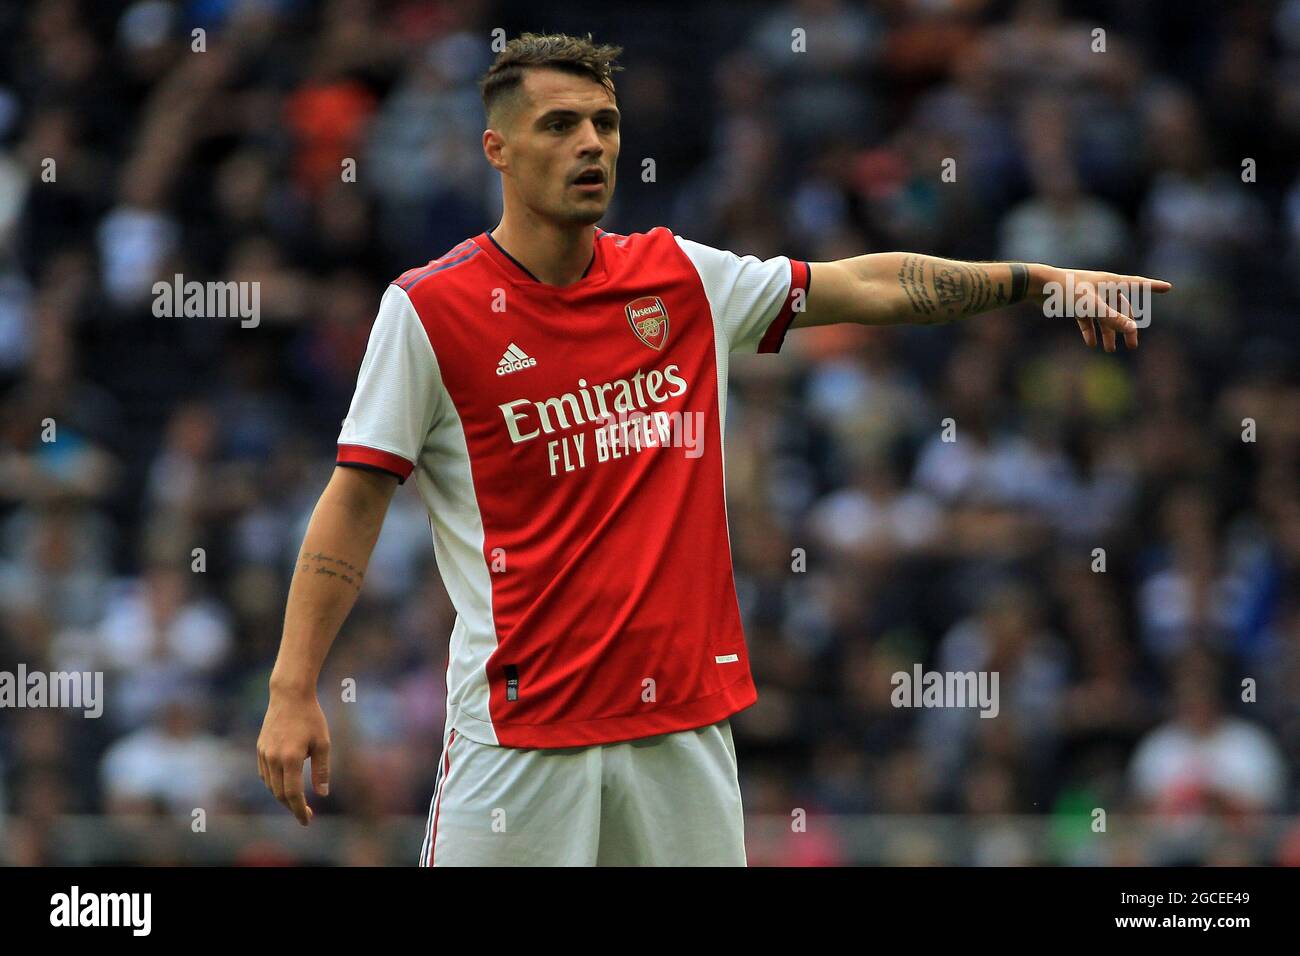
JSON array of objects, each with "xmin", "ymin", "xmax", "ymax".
[
  {"xmin": 715, "ymin": 654, "xmax": 739, "ymax": 664},
  {"xmin": 505, "ymin": 664, "xmax": 520, "ymax": 701}
]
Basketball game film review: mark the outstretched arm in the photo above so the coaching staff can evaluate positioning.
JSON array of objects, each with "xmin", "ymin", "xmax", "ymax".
[{"xmin": 795, "ymin": 254, "xmax": 1172, "ymax": 351}]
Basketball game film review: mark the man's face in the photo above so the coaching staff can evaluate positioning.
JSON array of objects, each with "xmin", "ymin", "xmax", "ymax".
[{"xmin": 487, "ymin": 68, "xmax": 620, "ymax": 225}]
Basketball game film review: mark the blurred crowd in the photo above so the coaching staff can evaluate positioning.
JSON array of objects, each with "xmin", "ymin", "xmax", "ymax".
[{"xmin": 1, "ymin": 0, "xmax": 1298, "ymax": 865}]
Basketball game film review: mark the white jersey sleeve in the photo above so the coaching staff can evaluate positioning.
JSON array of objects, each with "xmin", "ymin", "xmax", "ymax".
[
  {"xmin": 673, "ymin": 235, "xmax": 811, "ymax": 354},
  {"xmin": 336, "ymin": 283, "xmax": 443, "ymax": 483}
]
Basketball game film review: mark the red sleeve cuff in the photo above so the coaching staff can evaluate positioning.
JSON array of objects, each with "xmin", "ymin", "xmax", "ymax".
[
  {"xmin": 337, "ymin": 444, "xmax": 414, "ymax": 483},
  {"xmin": 757, "ymin": 259, "xmax": 811, "ymax": 354}
]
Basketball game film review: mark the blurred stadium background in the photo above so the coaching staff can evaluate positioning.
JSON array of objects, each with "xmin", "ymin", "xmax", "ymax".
[{"xmin": 1, "ymin": 0, "xmax": 1298, "ymax": 865}]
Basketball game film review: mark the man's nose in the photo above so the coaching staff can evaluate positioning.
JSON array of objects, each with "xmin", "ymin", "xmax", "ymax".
[{"xmin": 576, "ymin": 120, "xmax": 604, "ymax": 156}]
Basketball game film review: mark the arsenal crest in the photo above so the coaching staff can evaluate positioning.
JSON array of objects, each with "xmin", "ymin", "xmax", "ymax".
[{"xmin": 625, "ymin": 296, "xmax": 669, "ymax": 350}]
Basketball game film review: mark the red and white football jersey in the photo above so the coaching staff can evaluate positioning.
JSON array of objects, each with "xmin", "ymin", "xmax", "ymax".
[{"xmin": 337, "ymin": 227, "xmax": 810, "ymax": 748}]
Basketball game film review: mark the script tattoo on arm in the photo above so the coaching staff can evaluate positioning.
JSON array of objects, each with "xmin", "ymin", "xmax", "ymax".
[
  {"xmin": 897, "ymin": 256, "xmax": 1032, "ymax": 319},
  {"xmin": 897, "ymin": 254, "xmax": 938, "ymax": 316},
  {"xmin": 298, "ymin": 550, "xmax": 365, "ymax": 595}
]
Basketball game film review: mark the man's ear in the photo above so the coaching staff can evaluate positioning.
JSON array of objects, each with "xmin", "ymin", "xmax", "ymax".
[{"xmin": 483, "ymin": 128, "xmax": 507, "ymax": 173}]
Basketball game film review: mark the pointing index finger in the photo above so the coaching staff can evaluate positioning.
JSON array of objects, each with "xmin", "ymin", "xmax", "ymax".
[{"xmin": 1124, "ymin": 275, "xmax": 1172, "ymax": 293}]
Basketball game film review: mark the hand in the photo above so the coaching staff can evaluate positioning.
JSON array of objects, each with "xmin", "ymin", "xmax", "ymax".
[
  {"xmin": 257, "ymin": 687, "xmax": 331, "ymax": 826},
  {"xmin": 1035, "ymin": 268, "xmax": 1172, "ymax": 352}
]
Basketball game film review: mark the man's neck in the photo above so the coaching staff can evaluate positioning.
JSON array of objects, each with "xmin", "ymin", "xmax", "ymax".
[{"xmin": 490, "ymin": 210, "xmax": 595, "ymax": 287}]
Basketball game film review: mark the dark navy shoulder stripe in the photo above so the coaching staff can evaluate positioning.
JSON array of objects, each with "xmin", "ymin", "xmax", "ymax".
[
  {"xmin": 393, "ymin": 239, "xmax": 476, "ymax": 288},
  {"xmin": 397, "ymin": 245, "xmax": 482, "ymax": 291}
]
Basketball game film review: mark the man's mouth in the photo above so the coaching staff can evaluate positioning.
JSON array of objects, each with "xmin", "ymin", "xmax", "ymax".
[{"xmin": 571, "ymin": 167, "xmax": 606, "ymax": 191}]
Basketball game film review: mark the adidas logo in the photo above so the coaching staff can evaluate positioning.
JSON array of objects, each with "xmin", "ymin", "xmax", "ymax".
[{"xmin": 496, "ymin": 342, "xmax": 538, "ymax": 376}]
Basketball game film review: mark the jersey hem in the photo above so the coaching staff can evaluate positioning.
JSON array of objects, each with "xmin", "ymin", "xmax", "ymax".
[
  {"xmin": 336, "ymin": 460, "xmax": 407, "ymax": 484},
  {"xmin": 337, "ymin": 442, "xmax": 415, "ymax": 482},
  {"xmin": 450, "ymin": 674, "xmax": 758, "ymax": 749},
  {"xmin": 757, "ymin": 258, "xmax": 811, "ymax": 353}
]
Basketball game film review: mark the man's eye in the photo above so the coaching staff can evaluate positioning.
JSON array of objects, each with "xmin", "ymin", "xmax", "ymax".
[{"xmin": 548, "ymin": 121, "xmax": 568, "ymax": 132}]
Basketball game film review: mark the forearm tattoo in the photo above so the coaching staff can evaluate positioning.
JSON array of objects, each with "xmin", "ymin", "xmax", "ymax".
[
  {"xmin": 897, "ymin": 256, "xmax": 1030, "ymax": 319},
  {"xmin": 298, "ymin": 550, "xmax": 365, "ymax": 594}
]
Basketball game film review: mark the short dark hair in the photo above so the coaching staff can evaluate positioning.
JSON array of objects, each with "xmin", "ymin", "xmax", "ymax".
[{"xmin": 479, "ymin": 32, "xmax": 623, "ymax": 125}]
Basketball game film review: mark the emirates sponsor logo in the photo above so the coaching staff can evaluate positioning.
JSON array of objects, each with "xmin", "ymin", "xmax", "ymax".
[
  {"xmin": 498, "ymin": 363, "xmax": 706, "ymax": 476},
  {"xmin": 498, "ymin": 364, "xmax": 688, "ymax": 444}
]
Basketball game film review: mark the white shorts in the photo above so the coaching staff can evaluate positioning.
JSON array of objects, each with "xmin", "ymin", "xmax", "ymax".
[{"xmin": 419, "ymin": 718, "xmax": 746, "ymax": 866}]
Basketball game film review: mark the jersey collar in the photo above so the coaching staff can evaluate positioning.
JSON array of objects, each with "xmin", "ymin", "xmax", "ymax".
[{"xmin": 474, "ymin": 229, "xmax": 606, "ymax": 288}]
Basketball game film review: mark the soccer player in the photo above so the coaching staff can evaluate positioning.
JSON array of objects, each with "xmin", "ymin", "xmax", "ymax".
[{"xmin": 257, "ymin": 32, "xmax": 1170, "ymax": 865}]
